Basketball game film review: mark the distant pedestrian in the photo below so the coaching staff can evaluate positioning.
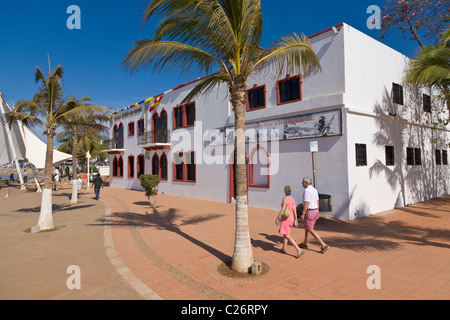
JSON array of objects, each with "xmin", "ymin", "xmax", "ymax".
[
  {"xmin": 276, "ymin": 186, "xmax": 304, "ymax": 259},
  {"xmin": 53, "ymin": 168, "xmax": 60, "ymax": 191},
  {"xmin": 93, "ymin": 173, "xmax": 103, "ymax": 200},
  {"xmin": 299, "ymin": 177, "xmax": 330, "ymax": 254},
  {"xmin": 23, "ymin": 170, "xmax": 28, "ymax": 183},
  {"xmin": 76, "ymin": 174, "xmax": 82, "ymax": 197},
  {"xmin": 9, "ymin": 173, "xmax": 14, "ymax": 182}
]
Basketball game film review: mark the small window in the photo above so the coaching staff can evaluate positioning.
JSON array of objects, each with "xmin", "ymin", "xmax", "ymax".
[
  {"xmin": 436, "ymin": 150, "xmax": 442, "ymax": 165},
  {"xmin": 278, "ymin": 75, "xmax": 301, "ymax": 104},
  {"xmin": 414, "ymin": 148, "xmax": 422, "ymax": 165},
  {"xmin": 247, "ymin": 86, "xmax": 266, "ymax": 111},
  {"xmin": 407, "ymin": 147, "xmax": 422, "ymax": 165},
  {"xmin": 128, "ymin": 122, "xmax": 135, "ymax": 136},
  {"xmin": 137, "ymin": 119, "xmax": 145, "ymax": 134},
  {"xmin": 355, "ymin": 144, "xmax": 367, "ymax": 167},
  {"xmin": 186, "ymin": 152, "xmax": 196, "ymax": 182},
  {"xmin": 185, "ymin": 103, "xmax": 196, "ymax": 126},
  {"xmin": 423, "ymin": 94, "xmax": 431, "ymax": 113},
  {"xmin": 385, "ymin": 146, "xmax": 395, "ymax": 166},
  {"xmin": 174, "ymin": 107, "xmax": 183, "ymax": 129},
  {"xmin": 406, "ymin": 148, "xmax": 414, "ymax": 165},
  {"xmin": 393, "ymin": 83, "xmax": 404, "ymax": 105},
  {"xmin": 443, "ymin": 150, "xmax": 448, "ymax": 165}
]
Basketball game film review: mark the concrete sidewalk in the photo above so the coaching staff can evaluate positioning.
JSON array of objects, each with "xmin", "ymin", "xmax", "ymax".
[{"xmin": 1, "ymin": 183, "xmax": 449, "ymax": 300}]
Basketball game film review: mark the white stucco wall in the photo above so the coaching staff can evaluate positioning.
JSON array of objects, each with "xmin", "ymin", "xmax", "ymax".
[{"xmin": 106, "ymin": 23, "xmax": 448, "ymax": 220}]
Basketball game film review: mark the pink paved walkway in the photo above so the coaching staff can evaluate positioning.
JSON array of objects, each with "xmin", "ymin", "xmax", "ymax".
[{"xmin": 102, "ymin": 187, "xmax": 450, "ymax": 300}]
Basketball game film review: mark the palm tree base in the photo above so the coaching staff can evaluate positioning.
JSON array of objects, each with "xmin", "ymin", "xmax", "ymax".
[{"xmin": 37, "ymin": 188, "xmax": 55, "ymax": 231}]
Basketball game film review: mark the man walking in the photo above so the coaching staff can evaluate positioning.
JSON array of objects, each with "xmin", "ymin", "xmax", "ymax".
[
  {"xmin": 299, "ymin": 177, "xmax": 330, "ymax": 254},
  {"xmin": 54, "ymin": 167, "xmax": 60, "ymax": 191},
  {"xmin": 93, "ymin": 173, "xmax": 103, "ymax": 200}
]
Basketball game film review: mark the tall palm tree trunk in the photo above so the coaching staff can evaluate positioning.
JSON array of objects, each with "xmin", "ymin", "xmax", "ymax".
[
  {"xmin": 230, "ymin": 81, "xmax": 254, "ymax": 273},
  {"xmin": 37, "ymin": 129, "xmax": 55, "ymax": 231},
  {"xmin": 70, "ymin": 127, "xmax": 79, "ymax": 204}
]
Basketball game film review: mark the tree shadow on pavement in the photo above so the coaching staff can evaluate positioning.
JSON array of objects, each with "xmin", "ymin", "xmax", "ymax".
[
  {"xmin": 94, "ymin": 207, "xmax": 231, "ymax": 263},
  {"xmin": 307, "ymin": 213, "xmax": 450, "ymax": 252}
]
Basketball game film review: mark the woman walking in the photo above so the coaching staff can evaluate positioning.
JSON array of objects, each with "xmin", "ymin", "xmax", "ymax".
[{"xmin": 276, "ymin": 186, "xmax": 304, "ymax": 259}]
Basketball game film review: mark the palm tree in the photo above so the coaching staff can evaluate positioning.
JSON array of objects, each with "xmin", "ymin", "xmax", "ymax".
[
  {"xmin": 123, "ymin": 0, "xmax": 321, "ymax": 273},
  {"xmin": 57, "ymin": 95, "xmax": 110, "ymax": 204},
  {"xmin": 2, "ymin": 63, "xmax": 106, "ymax": 231},
  {"xmin": 404, "ymin": 26, "xmax": 450, "ymax": 125}
]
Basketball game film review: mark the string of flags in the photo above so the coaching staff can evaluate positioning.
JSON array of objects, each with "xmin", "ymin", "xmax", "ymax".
[
  {"xmin": 109, "ymin": 95, "xmax": 163, "ymax": 118},
  {"xmin": 108, "ymin": 75, "xmax": 205, "ymax": 118}
]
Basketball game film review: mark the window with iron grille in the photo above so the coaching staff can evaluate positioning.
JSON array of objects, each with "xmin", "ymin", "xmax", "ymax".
[
  {"xmin": 186, "ymin": 152, "xmax": 196, "ymax": 182},
  {"xmin": 355, "ymin": 144, "xmax": 367, "ymax": 166},
  {"xmin": 443, "ymin": 150, "xmax": 448, "ymax": 165},
  {"xmin": 174, "ymin": 107, "xmax": 183, "ymax": 129},
  {"xmin": 414, "ymin": 148, "xmax": 422, "ymax": 165},
  {"xmin": 423, "ymin": 94, "xmax": 431, "ymax": 113},
  {"xmin": 436, "ymin": 150, "xmax": 442, "ymax": 165},
  {"xmin": 385, "ymin": 146, "xmax": 394, "ymax": 166},
  {"xmin": 393, "ymin": 83, "xmax": 403, "ymax": 105},
  {"xmin": 407, "ymin": 147, "xmax": 422, "ymax": 165}
]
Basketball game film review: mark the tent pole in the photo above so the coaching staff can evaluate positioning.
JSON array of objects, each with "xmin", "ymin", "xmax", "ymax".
[{"xmin": 0, "ymin": 93, "xmax": 25, "ymax": 189}]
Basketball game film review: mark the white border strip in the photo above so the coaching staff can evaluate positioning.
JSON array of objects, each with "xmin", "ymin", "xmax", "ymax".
[{"xmin": 102, "ymin": 199, "xmax": 163, "ymax": 300}]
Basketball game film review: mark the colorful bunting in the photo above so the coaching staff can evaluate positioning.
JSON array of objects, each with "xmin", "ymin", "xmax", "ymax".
[{"xmin": 109, "ymin": 95, "xmax": 164, "ymax": 118}]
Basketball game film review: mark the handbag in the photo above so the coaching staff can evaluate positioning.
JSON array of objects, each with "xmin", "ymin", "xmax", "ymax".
[{"xmin": 281, "ymin": 199, "xmax": 290, "ymax": 219}]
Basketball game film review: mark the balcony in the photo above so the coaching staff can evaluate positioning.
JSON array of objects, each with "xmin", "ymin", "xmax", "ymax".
[
  {"xmin": 138, "ymin": 130, "xmax": 171, "ymax": 151},
  {"xmin": 102, "ymin": 138, "xmax": 124, "ymax": 154}
]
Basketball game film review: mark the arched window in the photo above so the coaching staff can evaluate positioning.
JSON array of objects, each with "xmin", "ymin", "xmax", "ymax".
[
  {"xmin": 153, "ymin": 110, "xmax": 168, "ymax": 143},
  {"xmin": 160, "ymin": 153, "xmax": 168, "ymax": 180},
  {"xmin": 128, "ymin": 155, "xmax": 135, "ymax": 178},
  {"xmin": 152, "ymin": 154, "xmax": 160, "ymax": 176},
  {"xmin": 113, "ymin": 157, "xmax": 118, "ymax": 177},
  {"xmin": 114, "ymin": 123, "xmax": 124, "ymax": 149},
  {"xmin": 137, "ymin": 154, "xmax": 145, "ymax": 177},
  {"xmin": 118, "ymin": 156, "xmax": 124, "ymax": 177},
  {"xmin": 249, "ymin": 147, "xmax": 269, "ymax": 188}
]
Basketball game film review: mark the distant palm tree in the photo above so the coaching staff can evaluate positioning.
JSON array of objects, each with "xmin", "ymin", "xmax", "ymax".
[
  {"xmin": 57, "ymin": 95, "xmax": 110, "ymax": 204},
  {"xmin": 404, "ymin": 26, "xmax": 450, "ymax": 125},
  {"xmin": 2, "ymin": 64, "xmax": 106, "ymax": 231},
  {"xmin": 123, "ymin": 0, "xmax": 321, "ymax": 273}
]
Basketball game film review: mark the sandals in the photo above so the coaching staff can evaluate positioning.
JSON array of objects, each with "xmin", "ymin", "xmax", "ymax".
[
  {"xmin": 299, "ymin": 243, "xmax": 308, "ymax": 249},
  {"xmin": 296, "ymin": 251, "xmax": 304, "ymax": 259},
  {"xmin": 320, "ymin": 245, "xmax": 330, "ymax": 254},
  {"xmin": 279, "ymin": 248, "xmax": 287, "ymax": 254}
]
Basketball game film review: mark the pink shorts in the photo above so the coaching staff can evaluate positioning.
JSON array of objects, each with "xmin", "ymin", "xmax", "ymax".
[{"xmin": 304, "ymin": 209, "xmax": 319, "ymax": 230}]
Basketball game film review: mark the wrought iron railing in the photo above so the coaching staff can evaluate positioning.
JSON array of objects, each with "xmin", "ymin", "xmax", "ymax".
[
  {"xmin": 102, "ymin": 138, "xmax": 124, "ymax": 150},
  {"xmin": 138, "ymin": 130, "xmax": 170, "ymax": 145}
]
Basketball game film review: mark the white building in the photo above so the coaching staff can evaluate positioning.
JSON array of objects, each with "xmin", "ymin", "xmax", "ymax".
[{"xmin": 103, "ymin": 23, "xmax": 449, "ymax": 220}]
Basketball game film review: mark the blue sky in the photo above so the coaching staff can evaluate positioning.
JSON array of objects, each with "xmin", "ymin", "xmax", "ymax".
[{"xmin": 0, "ymin": 0, "xmax": 425, "ymax": 112}]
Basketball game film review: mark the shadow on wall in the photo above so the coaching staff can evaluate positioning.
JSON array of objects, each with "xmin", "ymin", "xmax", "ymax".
[{"xmin": 369, "ymin": 85, "xmax": 448, "ymax": 212}]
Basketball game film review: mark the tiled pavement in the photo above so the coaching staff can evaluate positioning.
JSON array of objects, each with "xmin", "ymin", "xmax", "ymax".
[
  {"xmin": 102, "ymin": 186, "xmax": 450, "ymax": 300},
  {"xmin": 0, "ymin": 183, "xmax": 449, "ymax": 300}
]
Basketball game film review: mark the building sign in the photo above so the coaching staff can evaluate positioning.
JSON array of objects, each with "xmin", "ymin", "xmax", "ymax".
[
  {"xmin": 208, "ymin": 109, "xmax": 342, "ymax": 145},
  {"xmin": 310, "ymin": 141, "xmax": 319, "ymax": 153}
]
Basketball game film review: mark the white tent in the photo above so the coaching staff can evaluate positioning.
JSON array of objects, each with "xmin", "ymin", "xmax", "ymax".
[{"xmin": 0, "ymin": 91, "xmax": 72, "ymax": 189}]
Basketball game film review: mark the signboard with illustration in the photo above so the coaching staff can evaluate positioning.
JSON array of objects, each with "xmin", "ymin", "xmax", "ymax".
[{"xmin": 207, "ymin": 109, "xmax": 342, "ymax": 145}]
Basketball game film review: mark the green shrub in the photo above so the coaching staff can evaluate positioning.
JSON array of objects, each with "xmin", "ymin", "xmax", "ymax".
[{"xmin": 139, "ymin": 174, "xmax": 160, "ymax": 208}]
